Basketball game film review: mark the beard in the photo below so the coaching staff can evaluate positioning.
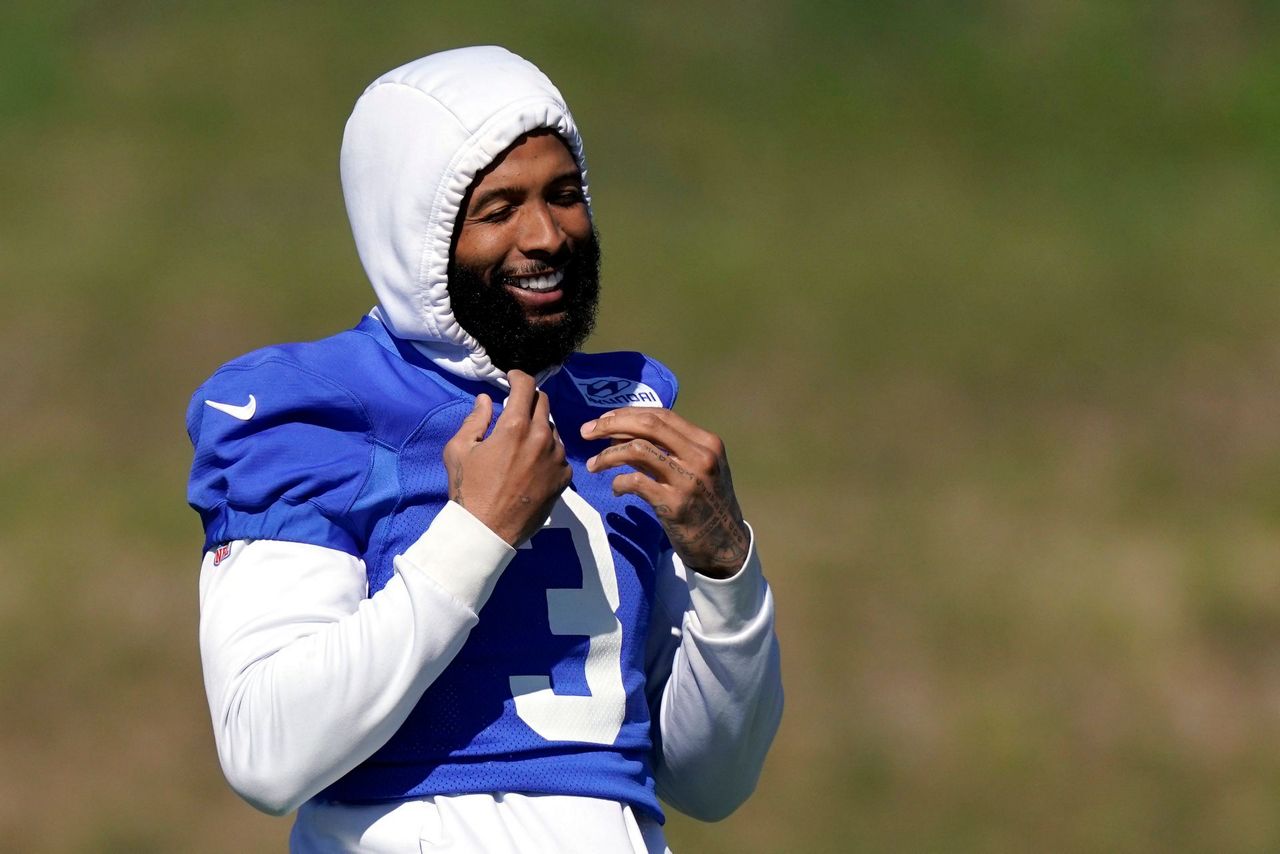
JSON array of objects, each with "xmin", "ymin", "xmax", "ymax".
[{"xmin": 447, "ymin": 229, "xmax": 601, "ymax": 375}]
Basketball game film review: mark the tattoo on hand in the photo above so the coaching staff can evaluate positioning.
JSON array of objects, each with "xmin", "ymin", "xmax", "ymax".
[
  {"xmin": 625, "ymin": 442, "xmax": 749, "ymax": 572},
  {"xmin": 450, "ymin": 464, "xmax": 464, "ymax": 507}
]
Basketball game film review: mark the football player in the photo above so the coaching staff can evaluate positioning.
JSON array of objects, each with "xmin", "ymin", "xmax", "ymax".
[{"xmin": 188, "ymin": 46, "xmax": 782, "ymax": 853}]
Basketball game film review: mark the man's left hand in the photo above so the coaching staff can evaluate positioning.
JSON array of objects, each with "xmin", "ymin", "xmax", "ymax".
[{"xmin": 581, "ymin": 408, "xmax": 750, "ymax": 579}]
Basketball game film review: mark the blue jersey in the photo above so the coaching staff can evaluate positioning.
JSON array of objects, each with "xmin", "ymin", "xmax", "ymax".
[{"xmin": 187, "ymin": 315, "xmax": 678, "ymax": 821}]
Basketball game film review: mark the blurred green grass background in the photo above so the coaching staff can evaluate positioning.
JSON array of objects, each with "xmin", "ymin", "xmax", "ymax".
[{"xmin": 3, "ymin": 1, "xmax": 1280, "ymax": 851}]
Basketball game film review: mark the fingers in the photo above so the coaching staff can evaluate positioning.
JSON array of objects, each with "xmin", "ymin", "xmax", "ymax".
[
  {"xmin": 497, "ymin": 372, "xmax": 558, "ymax": 445},
  {"xmin": 583, "ymin": 407, "xmax": 727, "ymax": 473},
  {"xmin": 581, "ymin": 407, "xmax": 722, "ymax": 466},
  {"xmin": 453, "ymin": 393, "xmax": 492, "ymax": 444},
  {"xmin": 609, "ymin": 470, "xmax": 668, "ymax": 508},
  {"xmin": 585, "ymin": 437, "xmax": 690, "ymax": 485},
  {"xmin": 533, "ymin": 383, "xmax": 552, "ymax": 427},
  {"xmin": 500, "ymin": 370, "xmax": 537, "ymax": 422}
]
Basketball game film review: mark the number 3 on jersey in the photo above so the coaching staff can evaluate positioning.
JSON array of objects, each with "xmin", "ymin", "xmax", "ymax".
[{"xmin": 509, "ymin": 489, "xmax": 626, "ymax": 745}]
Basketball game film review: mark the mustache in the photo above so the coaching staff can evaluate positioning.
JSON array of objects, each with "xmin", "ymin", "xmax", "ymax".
[{"xmin": 497, "ymin": 261, "xmax": 563, "ymax": 281}]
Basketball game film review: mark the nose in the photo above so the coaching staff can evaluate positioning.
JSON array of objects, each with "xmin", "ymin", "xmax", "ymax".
[{"xmin": 516, "ymin": 202, "xmax": 568, "ymax": 259}]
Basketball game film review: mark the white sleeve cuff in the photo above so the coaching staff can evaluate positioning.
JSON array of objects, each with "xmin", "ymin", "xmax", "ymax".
[
  {"xmin": 685, "ymin": 522, "xmax": 766, "ymax": 637},
  {"xmin": 397, "ymin": 501, "xmax": 517, "ymax": 613}
]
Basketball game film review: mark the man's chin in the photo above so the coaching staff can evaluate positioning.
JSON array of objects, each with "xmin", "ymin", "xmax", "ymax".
[
  {"xmin": 447, "ymin": 228, "xmax": 601, "ymax": 373},
  {"xmin": 523, "ymin": 307, "xmax": 569, "ymax": 326}
]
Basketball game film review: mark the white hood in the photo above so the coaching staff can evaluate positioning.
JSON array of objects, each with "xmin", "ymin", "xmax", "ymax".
[{"xmin": 340, "ymin": 46, "xmax": 590, "ymax": 387}]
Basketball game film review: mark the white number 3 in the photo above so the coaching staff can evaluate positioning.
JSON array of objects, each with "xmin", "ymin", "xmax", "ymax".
[{"xmin": 509, "ymin": 489, "xmax": 626, "ymax": 745}]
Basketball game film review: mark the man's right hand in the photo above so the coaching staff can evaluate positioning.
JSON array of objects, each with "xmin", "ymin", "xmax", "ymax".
[{"xmin": 442, "ymin": 370, "xmax": 572, "ymax": 547}]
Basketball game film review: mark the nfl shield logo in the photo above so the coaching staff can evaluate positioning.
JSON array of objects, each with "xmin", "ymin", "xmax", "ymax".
[{"xmin": 213, "ymin": 544, "xmax": 232, "ymax": 566}]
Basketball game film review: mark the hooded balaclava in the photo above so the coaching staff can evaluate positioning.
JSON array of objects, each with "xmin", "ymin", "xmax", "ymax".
[{"xmin": 340, "ymin": 46, "xmax": 591, "ymax": 388}]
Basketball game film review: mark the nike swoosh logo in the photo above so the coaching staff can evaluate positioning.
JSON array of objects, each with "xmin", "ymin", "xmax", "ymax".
[{"xmin": 206, "ymin": 394, "xmax": 257, "ymax": 420}]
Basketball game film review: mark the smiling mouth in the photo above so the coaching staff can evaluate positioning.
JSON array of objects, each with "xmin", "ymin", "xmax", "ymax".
[{"xmin": 503, "ymin": 269, "xmax": 565, "ymax": 292}]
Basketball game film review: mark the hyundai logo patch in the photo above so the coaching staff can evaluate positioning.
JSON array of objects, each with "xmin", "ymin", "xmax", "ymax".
[{"xmin": 572, "ymin": 375, "xmax": 664, "ymax": 408}]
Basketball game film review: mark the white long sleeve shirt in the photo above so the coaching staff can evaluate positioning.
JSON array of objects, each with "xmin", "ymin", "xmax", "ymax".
[{"xmin": 199, "ymin": 501, "xmax": 782, "ymax": 852}]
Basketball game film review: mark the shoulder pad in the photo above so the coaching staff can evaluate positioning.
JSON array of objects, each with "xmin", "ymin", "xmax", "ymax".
[
  {"xmin": 561, "ymin": 351, "xmax": 678, "ymax": 410},
  {"xmin": 186, "ymin": 354, "xmax": 374, "ymax": 555}
]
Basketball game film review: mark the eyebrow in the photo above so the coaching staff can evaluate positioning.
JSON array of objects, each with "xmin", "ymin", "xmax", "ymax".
[{"xmin": 467, "ymin": 169, "xmax": 583, "ymax": 215}]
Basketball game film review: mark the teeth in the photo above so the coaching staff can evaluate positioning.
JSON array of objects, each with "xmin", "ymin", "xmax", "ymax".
[{"xmin": 509, "ymin": 270, "xmax": 564, "ymax": 292}]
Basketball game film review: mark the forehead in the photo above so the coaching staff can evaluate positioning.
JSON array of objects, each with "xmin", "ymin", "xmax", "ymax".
[{"xmin": 468, "ymin": 131, "xmax": 579, "ymax": 195}]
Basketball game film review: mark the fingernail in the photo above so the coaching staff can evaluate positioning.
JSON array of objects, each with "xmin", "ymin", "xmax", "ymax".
[
  {"xmin": 586, "ymin": 455, "xmax": 597, "ymax": 469},
  {"xmin": 582, "ymin": 419, "xmax": 597, "ymax": 434}
]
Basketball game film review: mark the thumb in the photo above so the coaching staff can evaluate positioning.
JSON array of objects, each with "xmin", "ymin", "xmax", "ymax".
[{"xmin": 455, "ymin": 393, "xmax": 493, "ymax": 443}]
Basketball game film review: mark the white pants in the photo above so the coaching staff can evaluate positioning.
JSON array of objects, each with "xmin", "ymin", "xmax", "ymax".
[{"xmin": 290, "ymin": 794, "xmax": 671, "ymax": 853}]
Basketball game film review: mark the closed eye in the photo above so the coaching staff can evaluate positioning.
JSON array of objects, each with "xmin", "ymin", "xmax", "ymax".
[
  {"xmin": 481, "ymin": 204, "xmax": 516, "ymax": 223},
  {"xmin": 551, "ymin": 188, "xmax": 585, "ymax": 206}
]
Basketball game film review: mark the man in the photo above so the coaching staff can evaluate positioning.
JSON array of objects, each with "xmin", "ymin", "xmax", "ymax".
[{"xmin": 187, "ymin": 46, "xmax": 782, "ymax": 853}]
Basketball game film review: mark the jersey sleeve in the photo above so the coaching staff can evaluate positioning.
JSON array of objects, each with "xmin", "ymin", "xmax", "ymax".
[
  {"xmin": 643, "ymin": 525, "xmax": 784, "ymax": 821},
  {"xmin": 199, "ymin": 503, "xmax": 516, "ymax": 816},
  {"xmin": 186, "ymin": 357, "xmax": 376, "ymax": 556}
]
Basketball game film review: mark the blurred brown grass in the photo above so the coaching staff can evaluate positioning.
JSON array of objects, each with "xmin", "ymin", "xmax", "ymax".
[{"xmin": 4, "ymin": 1, "xmax": 1280, "ymax": 851}]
